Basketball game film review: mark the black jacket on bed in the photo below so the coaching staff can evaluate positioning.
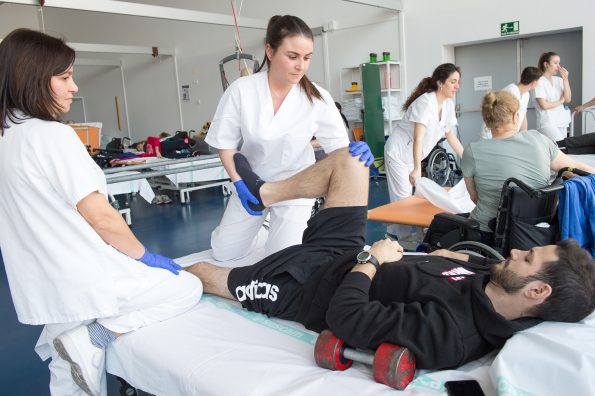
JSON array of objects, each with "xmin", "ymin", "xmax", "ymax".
[{"xmin": 297, "ymin": 254, "xmax": 541, "ymax": 370}]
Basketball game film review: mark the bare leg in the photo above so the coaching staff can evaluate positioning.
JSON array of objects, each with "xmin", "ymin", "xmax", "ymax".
[
  {"xmin": 259, "ymin": 148, "xmax": 369, "ymax": 208},
  {"xmin": 185, "ymin": 262, "xmax": 235, "ymax": 300}
]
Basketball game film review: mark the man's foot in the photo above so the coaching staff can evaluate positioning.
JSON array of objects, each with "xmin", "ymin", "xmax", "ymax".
[
  {"xmin": 53, "ymin": 325, "xmax": 104, "ymax": 396},
  {"xmin": 233, "ymin": 153, "xmax": 266, "ymax": 210}
]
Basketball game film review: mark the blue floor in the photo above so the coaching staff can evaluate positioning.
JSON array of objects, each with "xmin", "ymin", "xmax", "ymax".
[{"xmin": 0, "ymin": 178, "xmax": 389, "ymax": 395}]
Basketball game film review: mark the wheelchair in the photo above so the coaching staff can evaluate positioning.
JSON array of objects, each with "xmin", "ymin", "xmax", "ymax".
[
  {"xmin": 422, "ymin": 167, "xmax": 591, "ymax": 260},
  {"xmin": 421, "ymin": 138, "xmax": 462, "ymax": 187}
]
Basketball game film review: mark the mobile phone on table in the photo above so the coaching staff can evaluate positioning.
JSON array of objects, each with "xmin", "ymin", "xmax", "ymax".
[{"xmin": 444, "ymin": 380, "xmax": 485, "ymax": 396}]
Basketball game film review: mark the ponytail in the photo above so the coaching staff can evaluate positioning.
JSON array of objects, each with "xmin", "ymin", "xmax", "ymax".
[
  {"xmin": 257, "ymin": 15, "xmax": 323, "ymax": 103},
  {"xmin": 403, "ymin": 63, "xmax": 461, "ymax": 111},
  {"xmin": 403, "ymin": 77, "xmax": 435, "ymax": 111}
]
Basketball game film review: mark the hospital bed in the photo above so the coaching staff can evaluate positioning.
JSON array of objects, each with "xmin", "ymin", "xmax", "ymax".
[
  {"xmin": 105, "ymin": 171, "xmax": 156, "ymax": 225},
  {"xmin": 106, "ymin": 248, "xmax": 595, "ymax": 396},
  {"xmin": 142, "ymin": 156, "xmax": 230, "ymax": 203},
  {"xmin": 104, "ymin": 155, "xmax": 230, "ymax": 205}
]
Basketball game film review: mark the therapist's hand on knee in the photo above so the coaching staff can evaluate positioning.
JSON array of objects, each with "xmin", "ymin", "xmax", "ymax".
[
  {"xmin": 234, "ymin": 180, "xmax": 263, "ymax": 216},
  {"xmin": 349, "ymin": 141, "xmax": 374, "ymax": 167},
  {"xmin": 137, "ymin": 247, "xmax": 182, "ymax": 275}
]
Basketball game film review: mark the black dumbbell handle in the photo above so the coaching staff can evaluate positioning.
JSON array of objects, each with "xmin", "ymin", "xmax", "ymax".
[{"xmin": 343, "ymin": 347, "xmax": 374, "ymax": 365}]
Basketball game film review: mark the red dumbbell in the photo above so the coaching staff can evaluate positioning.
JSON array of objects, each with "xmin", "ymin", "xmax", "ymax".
[{"xmin": 314, "ymin": 329, "xmax": 416, "ymax": 390}]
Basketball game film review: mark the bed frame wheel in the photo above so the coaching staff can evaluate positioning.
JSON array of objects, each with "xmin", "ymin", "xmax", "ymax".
[
  {"xmin": 372, "ymin": 342, "xmax": 416, "ymax": 390},
  {"xmin": 314, "ymin": 329, "xmax": 353, "ymax": 370}
]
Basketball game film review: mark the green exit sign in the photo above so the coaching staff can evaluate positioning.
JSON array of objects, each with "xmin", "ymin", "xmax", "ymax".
[{"xmin": 501, "ymin": 21, "xmax": 519, "ymax": 36}]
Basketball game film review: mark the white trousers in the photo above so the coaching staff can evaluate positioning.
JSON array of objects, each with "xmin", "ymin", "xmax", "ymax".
[
  {"xmin": 384, "ymin": 133, "xmax": 416, "ymax": 237},
  {"xmin": 211, "ymin": 192, "xmax": 313, "ymax": 261},
  {"xmin": 39, "ymin": 271, "xmax": 202, "ymax": 395},
  {"xmin": 538, "ymin": 124, "xmax": 567, "ymax": 142}
]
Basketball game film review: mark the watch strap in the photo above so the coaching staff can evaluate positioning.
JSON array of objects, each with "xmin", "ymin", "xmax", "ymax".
[{"xmin": 359, "ymin": 252, "xmax": 380, "ymax": 271}]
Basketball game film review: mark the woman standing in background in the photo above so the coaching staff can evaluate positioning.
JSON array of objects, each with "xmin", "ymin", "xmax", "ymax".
[
  {"xmin": 534, "ymin": 51, "xmax": 572, "ymax": 142},
  {"xmin": 384, "ymin": 63, "xmax": 464, "ymax": 238}
]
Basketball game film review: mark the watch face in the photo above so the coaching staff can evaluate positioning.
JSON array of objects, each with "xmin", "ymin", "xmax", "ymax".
[{"xmin": 357, "ymin": 251, "xmax": 371, "ymax": 262}]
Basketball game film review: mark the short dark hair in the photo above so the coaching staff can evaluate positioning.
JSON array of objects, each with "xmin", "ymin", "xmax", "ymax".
[
  {"xmin": 0, "ymin": 28, "xmax": 75, "ymax": 135},
  {"xmin": 519, "ymin": 66, "xmax": 541, "ymax": 85},
  {"xmin": 528, "ymin": 240, "xmax": 595, "ymax": 322}
]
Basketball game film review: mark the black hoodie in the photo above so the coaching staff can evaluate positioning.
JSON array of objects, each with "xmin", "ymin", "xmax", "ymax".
[{"xmin": 297, "ymin": 254, "xmax": 541, "ymax": 369}]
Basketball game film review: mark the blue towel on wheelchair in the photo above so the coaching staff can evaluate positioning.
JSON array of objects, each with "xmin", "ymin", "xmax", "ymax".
[{"xmin": 558, "ymin": 174, "xmax": 595, "ymax": 256}]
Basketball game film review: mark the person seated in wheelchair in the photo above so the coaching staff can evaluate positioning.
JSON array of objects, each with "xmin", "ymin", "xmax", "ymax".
[{"xmin": 425, "ymin": 91, "xmax": 595, "ymax": 252}]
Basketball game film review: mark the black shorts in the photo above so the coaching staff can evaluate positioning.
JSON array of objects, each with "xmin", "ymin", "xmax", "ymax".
[{"xmin": 227, "ymin": 206, "xmax": 367, "ymax": 320}]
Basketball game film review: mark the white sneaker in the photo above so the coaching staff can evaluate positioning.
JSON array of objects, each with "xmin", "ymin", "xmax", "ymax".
[{"xmin": 53, "ymin": 325, "xmax": 104, "ymax": 396}]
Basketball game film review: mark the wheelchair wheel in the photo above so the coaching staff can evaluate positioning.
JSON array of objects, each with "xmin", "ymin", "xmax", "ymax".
[
  {"xmin": 425, "ymin": 149, "xmax": 451, "ymax": 186},
  {"xmin": 450, "ymin": 241, "xmax": 505, "ymax": 261}
]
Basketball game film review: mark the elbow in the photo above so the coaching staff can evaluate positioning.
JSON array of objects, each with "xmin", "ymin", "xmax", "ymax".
[
  {"xmin": 90, "ymin": 217, "xmax": 115, "ymax": 234},
  {"xmin": 325, "ymin": 307, "xmax": 369, "ymax": 349}
]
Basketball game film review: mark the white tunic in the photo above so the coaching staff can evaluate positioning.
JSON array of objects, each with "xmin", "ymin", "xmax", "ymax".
[
  {"xmin": 534, "ymin": 76, "xmax": 571, "ymax": 129},
  {"xmin": 0, "ymin": 117, "xmax": 167, "ymax": 325},
  {"xmin": 205, "ymin": 72, "xmax": 349, "ymax": 205},
  {"xmin": 387, "ymin": 91, "xmax": 457, "ymax": 161}
]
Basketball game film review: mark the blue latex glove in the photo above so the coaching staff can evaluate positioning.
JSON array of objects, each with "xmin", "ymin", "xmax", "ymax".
[
  {"xmin": 234, "ymin": 180, "xmax": 263, "ymax": 216},
  {"xmin": 349, "ymin": 141, "xmax": 374, "ymax": 167},
  {"xmin": 137, "ymin": 247, "xmax": 182, "ymax": 275}
]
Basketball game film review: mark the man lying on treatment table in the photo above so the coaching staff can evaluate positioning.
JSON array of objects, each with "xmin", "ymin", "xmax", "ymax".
[{"xmin": 186, "ymin": 148, "xmax": 595, "ymax": 370}]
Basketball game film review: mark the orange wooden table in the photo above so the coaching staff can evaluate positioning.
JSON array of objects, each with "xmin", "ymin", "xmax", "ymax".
[{"xmin": 368, "ymin": 195, "xmax": 444, "ymax": 227}]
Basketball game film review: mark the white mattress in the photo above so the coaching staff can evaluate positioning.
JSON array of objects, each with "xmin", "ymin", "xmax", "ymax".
[{"xmin": 106, "ymin": 249, "xmax": 595, "ymax": 396}]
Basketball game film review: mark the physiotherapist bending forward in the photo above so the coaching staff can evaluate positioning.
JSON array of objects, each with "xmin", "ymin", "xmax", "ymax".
[{"xmin": 206, "ymin": 15, "xmax": 371, "ymax": 261}]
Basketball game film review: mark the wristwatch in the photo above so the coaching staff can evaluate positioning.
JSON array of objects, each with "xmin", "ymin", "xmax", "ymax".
[{"xmin": 356, "ymin": 250, "xmax": 381, "ymax": 271}]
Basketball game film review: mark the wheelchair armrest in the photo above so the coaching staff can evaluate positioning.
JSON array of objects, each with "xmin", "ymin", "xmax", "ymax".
[
  {"xmin": 434, "ymin": 213, "xmax": 480, "ymax": 230},
  {"xmin": 556, "ymin": 167, "xmax": 591, "ymax": 178}
]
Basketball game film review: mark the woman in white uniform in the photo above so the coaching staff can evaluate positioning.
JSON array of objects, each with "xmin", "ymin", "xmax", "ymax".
[
  {"xmin": 384, "ymin": 63, "xmax": 464, "ymax": 238},
  {"xmin": 0, "ymin": 29, "xmax": 202, "ymax": 396},
  {"xmin": 534, "ymin": 51, "xmax": 572, "ymax": 142},
  {"xmin": 206, "ymin": 15, "xmax": 371, "ymax": 261}
]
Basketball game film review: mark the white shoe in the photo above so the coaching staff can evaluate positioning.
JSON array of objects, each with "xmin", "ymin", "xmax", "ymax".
[{"xmin": 53, "ymin": 325, "xmax": 104, "ymax": 396}]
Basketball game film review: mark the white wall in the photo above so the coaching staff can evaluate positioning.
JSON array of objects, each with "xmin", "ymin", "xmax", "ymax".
[
  {"xmin": 327, "ymin": 19, "xmax": 401, "ymax": 100},
  {"xmin": 402, "ymin": 0, "xmax": 595, "ymax": 103},
  {"xmin": 0, "ymin": 1, "xmax": 401, "ymax": 141}
]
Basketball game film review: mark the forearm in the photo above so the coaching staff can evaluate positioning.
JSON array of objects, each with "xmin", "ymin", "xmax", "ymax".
[
  {"xmin": 325, "ymin": 271, "xmax": 386, "ymax": 349},
  {"xmin": 520, "ymin": 116, "xmax": 528, "ymax": 132},
  {"xmin": 562, "ymin": 80, "xmax": 571, "ymax": 103},
  {"xmin": 92, "ymin": 211, "xmax": 145, "ymax": 258},
  {"xmin": 445, "ymin": 131, "xmax": 464, "ymax": 158},
  {"xmin": 536, "ymin": 98, "xmax": 563, "ymax": 110},
  {"xmin": 551, "ymin": 151, "xmax": 595, "ymax": 174},
  {"xmin": 218, "ymin": 148, "xmax": 240, "ymax": 181},
  {"xmin": 77, "ymin": 192, "xmax": 144, "ymax": 259},
  {"xmin": 412, "ymin": 135, "xmax": 424, "ymax": 169}
]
